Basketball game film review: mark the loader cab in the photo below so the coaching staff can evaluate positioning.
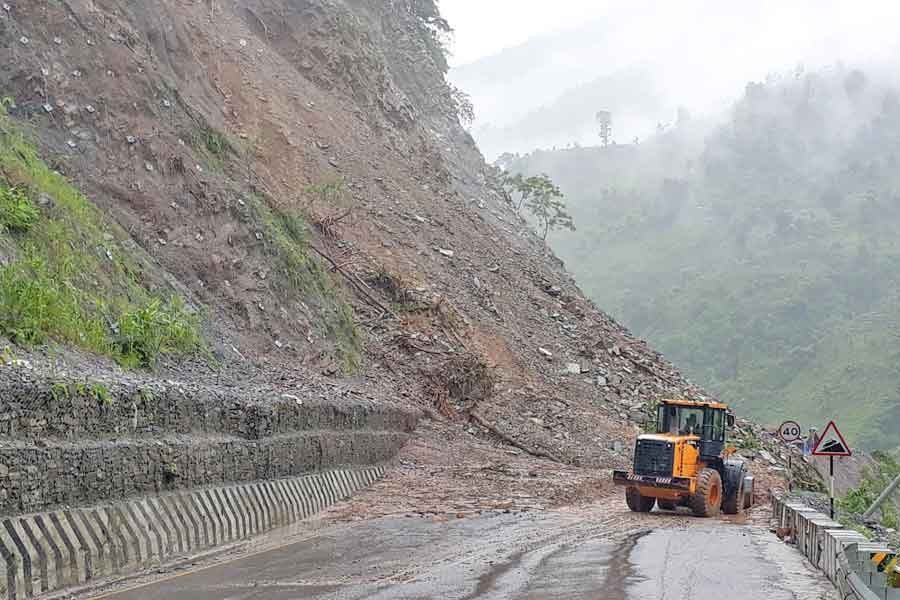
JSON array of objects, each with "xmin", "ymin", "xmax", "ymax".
[{"xmin": 655, "ymin": 400, "xmax": 732, "ymax": 459}]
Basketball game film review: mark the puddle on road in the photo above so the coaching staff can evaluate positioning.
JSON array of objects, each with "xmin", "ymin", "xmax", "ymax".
[
  {"xmin": 601, "ymin": 530, "xmax": 652, "ymax": 600},
  {"xmin": 463, "ymin": 548, "xmax": 529, "ymax": 600}
]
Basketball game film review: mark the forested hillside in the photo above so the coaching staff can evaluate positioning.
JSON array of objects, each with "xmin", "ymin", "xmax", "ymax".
[{"xmin": 506, "ymin": 65, "xmax": 900, "ymax": 450}]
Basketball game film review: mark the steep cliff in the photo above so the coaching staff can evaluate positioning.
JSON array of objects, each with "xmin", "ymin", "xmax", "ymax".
[{"xmin": 0, "ymin": 0, "xmax": 710, "ymax": 511}]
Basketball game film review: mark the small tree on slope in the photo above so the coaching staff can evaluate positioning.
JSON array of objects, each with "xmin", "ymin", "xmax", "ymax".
[
  {"xmin": 501, "ymin": 173, "xmax": 575, "ymax": 240},
  {"xmin": 527, "ymin": 181, "xmax": 576, "ymax": 240}
]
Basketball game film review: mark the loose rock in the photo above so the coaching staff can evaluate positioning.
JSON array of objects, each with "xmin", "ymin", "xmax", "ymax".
[{"xmin": 544, "ymin": 285, "xmax": 562, "ymax": 297}]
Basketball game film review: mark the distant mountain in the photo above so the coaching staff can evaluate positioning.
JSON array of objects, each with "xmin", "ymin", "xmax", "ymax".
[
  {"xmin": 450, "ymin": 1, "xmax": 900, "ymax": 159},
  {"xmin": 506, "ymin": 64, "xmax": 900, "ymax": 451},
  {"xmin": 448, "ymin": 17, "xmax": 680, "ymax": 158},
  {"xmin": 450, "ymin": 21, "xmax": 615, "ymax": 128},
  {"xmin": 470, "ymin": 68, "xmax": 670, "ymax": 158}
]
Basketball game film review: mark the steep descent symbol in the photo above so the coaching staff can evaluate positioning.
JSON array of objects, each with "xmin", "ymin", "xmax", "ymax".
[{"xmin": 812, "ymin": 420, "xmax": 852, "ymax": 456}]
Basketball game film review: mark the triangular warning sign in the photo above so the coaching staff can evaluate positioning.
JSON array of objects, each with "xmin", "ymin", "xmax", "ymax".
[{"xmin": 812, "ymin": 421, "xmax": 852, "ymax": 456}]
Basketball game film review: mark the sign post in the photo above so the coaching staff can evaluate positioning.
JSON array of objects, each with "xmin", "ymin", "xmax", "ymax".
[
  {"xmin": 812, "ymin": 420, "xmax": 852, "ymax": 519},
  {"xmin": 779, "ymin": 421, "xmax": 802, "ymax": 492},
  {"xmin": 830, "ymin": 456, "xmax": 834, "ymax": 519}
]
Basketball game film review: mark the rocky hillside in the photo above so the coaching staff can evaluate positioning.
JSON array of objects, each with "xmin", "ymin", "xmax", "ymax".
[{"xmin": 0, "ymin": 0, "xmax": 712, "ymax": 475}]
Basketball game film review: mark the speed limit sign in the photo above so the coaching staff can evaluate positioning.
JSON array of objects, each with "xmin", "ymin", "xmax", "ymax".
[{"xmin": 779, "ymin": 420, "xmax": 802, "ymax": 443}]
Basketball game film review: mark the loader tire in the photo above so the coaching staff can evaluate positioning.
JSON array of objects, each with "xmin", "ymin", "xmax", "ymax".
[
  {"xmin": 657, "ymin": 499, "xmax": 678, "ymax": 511},
  {"xmin": 690, "ymin": 468, "xmax": 723, "ymax": 517},
  {"xmin": 625, "ymin": 487, "xmax": 655, "ymax": 513},
  {"xmin": 722, "ymin": 476, "xmax": 744, "ymax": 515}
]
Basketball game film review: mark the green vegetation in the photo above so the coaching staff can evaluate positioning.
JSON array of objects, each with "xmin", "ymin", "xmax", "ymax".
[
  {"xmin": 0, "ymin": 104, "xmax": 202, "ymax": 367},
  {"xmin": 162, "ymin": 461, "xmax": 179, "ymax": 483},
  {"xmin": 838, "ymin": 516, "xmax": 875, "ymax": 538},
  {"xmin": 49, "ymin": 380, "xmax": 113, "ymax": 406},
  {"xmin": 91, "ymin": 383, "xmax": 111, "ymax": 405},
  {"xmin": 71, "ymin": 381, "xmax": 112, "ymax": 406},
  {"xmin": 138, "ymin": 389, "xmax": 155, "ymax": 405},
  {"xmin": 1, "ymin": 103, "xmax": 359, "ymax": 372},
  {"xmin": 734, "ymin": 431, "xmax": 761, "ymax": 451},
  {"xmin": 244, "ymin": 193, "xmax": 361, "ymax": 372},
  {"xmin": 0, "ymin": 186, "xmax": 39, "ymax": 232},
  {"xmin": 0, "ymin": 345, "xmax": 16, "ymax": 364},
  {"xmin": 505, "ymin": 65, "xmax": 900, "ymax": 450},
  {"xmin": 839, "ymin": 451, "xmax": 900, "ymax": 527},
  {"xmin": 451, "ymin": 86, "xmax": 475, "ymax": 127},
  {"xmin": 0, "ymin": 253, "xmax": 108, "ymax": 348},
  {"xmin": 115, "ymin": 298, "xmax": 201, "ymax": 368},
  {"xmin": 305, "ymin": 178, "xmax": 348, "ymax": 208},
  {"xmin": 187, "ymin": 124, "xmax": 235, "ymax": 170},
  {"xmin": 500, "ymin": 172, "xmax": 575, "ymax": 240},
  {"xmin": 50, "ymin": 381, "xmax": 70, "ymax": 402}
]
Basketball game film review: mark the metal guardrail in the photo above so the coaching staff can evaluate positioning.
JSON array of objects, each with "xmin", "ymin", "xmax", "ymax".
[{"xmin": 772, "ymin": 493, "xmax": 899, "ymax": 600}]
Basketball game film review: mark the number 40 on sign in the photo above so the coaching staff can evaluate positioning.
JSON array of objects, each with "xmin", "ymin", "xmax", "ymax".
[{"xmin": 778, "ymin": 420, "xmax": 802, "ymax": 443}]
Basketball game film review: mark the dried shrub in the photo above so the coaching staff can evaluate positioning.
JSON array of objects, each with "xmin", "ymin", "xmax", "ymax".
[
  {"xmin": 369, "ymin": 266, "xmax": 415, "ymax": 306},
  {"xmin": 311, "ymin": 207, "xmax": 351, "ymax": 239},
  {"xmin": 428, "ymin": 353, "xmax": 496, "ymax": 418}
]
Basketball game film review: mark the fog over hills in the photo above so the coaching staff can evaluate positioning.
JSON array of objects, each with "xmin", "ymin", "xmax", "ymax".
[
  {"xmin": 504, "ymin": 62, "xmax": 900, "ymax": 451},
  {"xmin": 447, "ymin": 0, "xmax": 900, "ymax": 159}
]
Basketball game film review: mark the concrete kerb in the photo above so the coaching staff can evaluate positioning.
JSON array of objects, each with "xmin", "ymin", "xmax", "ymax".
[{"xmin": 0, "ymin": 466, "xmax": 385, "ymax": 599}]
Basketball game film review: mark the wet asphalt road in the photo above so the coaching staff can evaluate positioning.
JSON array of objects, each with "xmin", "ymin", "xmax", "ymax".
[{"xmin": 97, "ymin": 509, "xmax": 835, "ymax": 600}]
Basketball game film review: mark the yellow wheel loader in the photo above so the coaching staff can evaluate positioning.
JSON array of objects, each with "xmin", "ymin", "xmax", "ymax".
[{"xmin": 613, "ymin": 399, "xmax": 754, "ymax": 517}]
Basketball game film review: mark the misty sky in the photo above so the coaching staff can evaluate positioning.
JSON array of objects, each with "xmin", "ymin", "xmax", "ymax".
[
  {"xmin": 442, "ymin": 0, "xmax": 900, "ymax": 156},
  {"xmin": 442, "ymin": 0, "xmax": 900, "ymax": 66},
  {"xmin": 441, "ymin": 0, "xmax": 601, "ymax": 65}
]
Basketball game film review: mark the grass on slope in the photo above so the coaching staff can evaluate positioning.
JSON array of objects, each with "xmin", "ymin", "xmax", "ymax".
[
  {"xmin": 183, "ymin": 112, "xmax": 361, "ymax": 373},
  {"xmin": 0, "ymin": 105, "xmax": 202, "ymax": 367},
  {"xmin": 243, "ymin": 193, "xmax": 361, "ymax": 373}
]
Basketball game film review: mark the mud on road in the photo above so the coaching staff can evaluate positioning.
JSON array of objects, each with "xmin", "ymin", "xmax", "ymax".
[
  {"xmin": 81, "ymin": 426, "xmax": 829, "ymax": 600},
  {"xmin": 92, "ymin": 497, "xmax": 835, "ymax": 600}
]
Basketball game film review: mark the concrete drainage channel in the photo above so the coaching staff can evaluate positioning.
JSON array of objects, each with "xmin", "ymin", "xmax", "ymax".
[
  {"xmin": 772, "ymin": 494, "xmax": 899, "ymax": 599},
  {"xmin": 0, "ymin": 466, "xmax": 385, "ymax": 599}
]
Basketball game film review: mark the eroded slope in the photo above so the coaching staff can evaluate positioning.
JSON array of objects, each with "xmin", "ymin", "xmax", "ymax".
[{"xmin": 1, "ymin": 0, "xmax": 709, "ymax": 486}]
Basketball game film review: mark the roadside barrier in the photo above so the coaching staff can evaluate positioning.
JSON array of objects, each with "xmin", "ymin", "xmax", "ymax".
[
  {"xmin": 772, "ymin": 493, "xmax": 899, "ymax": 599},
  {"xmin": 0, "ymin": 466, "xmax": 384, "ymax": 599}
]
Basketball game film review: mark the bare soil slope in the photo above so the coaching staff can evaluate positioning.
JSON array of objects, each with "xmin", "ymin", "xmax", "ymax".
[{"xmin": 1, "ymin": 1, "xmax": 714, "ymax": 485}]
